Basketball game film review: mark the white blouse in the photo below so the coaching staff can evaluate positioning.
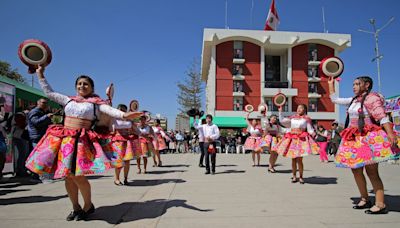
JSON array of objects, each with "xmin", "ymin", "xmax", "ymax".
[
  {"xmin": 113, "ymin": 119, "xmax": 132, "ymax": 129},
  {"xmin": 248, "ymin": 126, "xmax": 262, "ymax": 136},
  {"xmin": 279, "ymin": 112, "xmax": 315, "ymax": 135},
  {"xmin": 40, "ymin": 78, "xmax": 124, "ymax": 120},
  {"xmin": 330, "ymin": 93, "xmax": 389, "ymax": 125}
]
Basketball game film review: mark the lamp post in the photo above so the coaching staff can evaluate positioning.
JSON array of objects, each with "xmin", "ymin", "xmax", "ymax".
[{"xmin": 358, "ymin": 17, "xmax": 395, "ymax": 93}]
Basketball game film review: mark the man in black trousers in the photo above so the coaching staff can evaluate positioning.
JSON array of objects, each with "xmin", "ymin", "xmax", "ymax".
[{"xmin": 194, "ymin": 114, "xmax": 220, "ymax": 175}]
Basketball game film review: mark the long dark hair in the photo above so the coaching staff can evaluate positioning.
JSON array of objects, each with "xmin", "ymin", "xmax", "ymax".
[
  {"xmin": 344, "ymin": 76, "xmax": 374, "ymax": 133},
  {"xmin": 269, "ymin": 114, "xmax": 285, "ymax": 128}
]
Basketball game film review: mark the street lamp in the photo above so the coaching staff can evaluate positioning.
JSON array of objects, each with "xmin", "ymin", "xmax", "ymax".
[{"xmin": 358, "ymin": 16, "xmax": 395, "ymax": 93}]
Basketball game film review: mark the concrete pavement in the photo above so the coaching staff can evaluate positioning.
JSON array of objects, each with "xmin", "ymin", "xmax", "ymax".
[{"xmin": 0, "ymin": 153, "xmax": 399, "ymax": 228}]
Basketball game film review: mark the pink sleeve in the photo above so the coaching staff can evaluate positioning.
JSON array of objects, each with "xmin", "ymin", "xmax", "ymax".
[{"xmin": 364, "ymin": 93, "xmax": 386, "ymax": 121}]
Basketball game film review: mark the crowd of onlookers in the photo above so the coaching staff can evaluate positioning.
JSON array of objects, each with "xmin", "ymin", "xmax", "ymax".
[{"xmin": 0, "ymin": 98, "xmax": 58, "ymax": 182}]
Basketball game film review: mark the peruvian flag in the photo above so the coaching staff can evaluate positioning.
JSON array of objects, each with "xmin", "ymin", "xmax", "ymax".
[{"xmin": 264, "ymin": 0, "xmax": 280, "ymax": 31}]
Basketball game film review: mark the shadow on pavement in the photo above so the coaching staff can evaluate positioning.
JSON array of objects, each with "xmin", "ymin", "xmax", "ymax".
[
  {"xmin": 351, "ymin": 195, "xmax": 400, "ymax": 213},
  {"xmin": 86, "ymin": 175, "xmax": 113, "ymax": 180},
  {"xmin": 127, "ymin": 179, "xmax": 186, "ymax": 186},
  {"xmin": 215, "ymin": 170, "xmax": 246, "ymax": 175},
  {"xmin": 86, "ymin": 199, "xmax": 212, "ymax": 224},
  {"xmin": 145, "ymin": 170, "xmax": 187, "ymax": 175},
  {"xmin": 274, "ymin": 169, "xmax": 293, "ymax": 174},
  {"xmin": 0, "ymin": 189, "xmax": 30, "ymax": 196},
  {"xmin": 216, "ymin": 164, "xmax": 237, "ymax": 167},
  {"xmin": 303, "ymin": 176, "xmax": 337, "ymax": 185},
  {"xmin": 0, "ymin": 194, "xmax": 67, "ymax": 206},
  {"xmin": 159, "ymin": 164, "xmax": 190, "ymax": 168}
]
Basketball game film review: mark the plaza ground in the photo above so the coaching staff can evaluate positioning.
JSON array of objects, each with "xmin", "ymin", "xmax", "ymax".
[{"xmin": 0, "ymin": 153, "xmax": 399, "ymax": 228}]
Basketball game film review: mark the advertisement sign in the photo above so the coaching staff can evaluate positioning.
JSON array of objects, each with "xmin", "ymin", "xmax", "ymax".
[{"xmin": 0, "ymin": 82, "xmax": 15, "ymax": 174}]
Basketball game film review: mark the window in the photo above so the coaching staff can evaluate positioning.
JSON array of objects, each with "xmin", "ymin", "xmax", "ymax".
[
  {"xmin": 232, "ymin": 64, "xmax": 243, "ymax": 75},
  {"xmin": 309, "ymin": 98, "xmax": 318, "ymax": 112},
  {"xmin": 265, "ymin": 55, "xmax": 281, "ymax": 81},
  {"xmin": 233, "ymin": 97, "xmax": 243, "ymax": 111},
  {"xmin": 308, "ymin": 44, "xmax": 318, "ymax": 61},
  {"xmin": 233, "ymin": 81, "xmax": 243, "ymax": 92},
  {"xmin": 308, "ymin": 83, "xmax": 318, "ymax": 93},
  {"xmin": 307, "ymin": 66, "xmax": 319, "ymax": 78},
  {"xmin": 264, "ymin": 97, "xmax": 288, "ymax": 112},
  {"xmin": 234, "ymin": 41, "xmax": 243, "ymax": 58}
]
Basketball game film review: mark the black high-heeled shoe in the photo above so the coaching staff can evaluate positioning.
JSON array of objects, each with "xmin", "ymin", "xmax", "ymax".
[
  {"xmin": 365, "ymin": 205, "xmax": 388, "ymax": 214},
  {"xmin": 76, "ymin": 204, "xmax": 95, "ymax": 221},
  {"xmin": 353, "ymin": 199, "xmax": 372, "ymax": 209},
  {"xmin": 66, "ymin": 209, "xmax": 83, "ymax": 221}
]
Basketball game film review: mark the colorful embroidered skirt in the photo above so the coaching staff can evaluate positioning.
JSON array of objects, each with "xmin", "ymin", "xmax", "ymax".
[
  {"xmin": 25, "ymin": 125, "xmax": 112, "ymax": 179},
  {"xmin": 153, "ymin": 134, "xmax": 168, "ymax": 151},
  {"xmin": 275, "ymin": 132, "xmax": 319, "ymax": 158},
  {"xmin": 108, "ymin": 133, "xmax": 138, "ymax": 168},
  {"xmin": 335, "ymin": 125, "xmax": 400, "ymax": 169},
  {"xmin": 244, "ymin": 136, "xmax": 263, "ymax": 152},
  {"xmin": 260, "ymin": 135, "xmax": 280, "ymax": 152},
  {"xmin": 136, "ymin": 137, "xmax": 153, "ymax": 158}
]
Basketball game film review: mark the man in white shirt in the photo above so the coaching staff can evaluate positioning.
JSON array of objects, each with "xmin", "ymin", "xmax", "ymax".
[
  {"xmin": 194, "ymin": 114, "xmax": 220, "ymax": 174},
  {"xmin": 194, "ymin": 118, "xmax": 206, "ymax": 167}
]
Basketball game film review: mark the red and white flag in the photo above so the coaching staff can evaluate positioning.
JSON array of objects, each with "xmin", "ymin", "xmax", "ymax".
[{"xmin": 264, "ymin": 0, "xmax": 280, "ymax": 31}]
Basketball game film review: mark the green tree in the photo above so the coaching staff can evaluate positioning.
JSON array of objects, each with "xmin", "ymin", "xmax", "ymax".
[
  {"xmin": 0, "ymin": 61, "xmax": 25, "ymax": 83},
  {"xmin": 177, "ymin": 59, "xmax": 204, "ymax": 113}
]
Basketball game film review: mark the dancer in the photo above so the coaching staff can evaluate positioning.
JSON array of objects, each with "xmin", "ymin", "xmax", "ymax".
[
  {"xmin": 111, "ymin": 104, "xmax": 141, "ymax": 185},
  {"xmin": 152, "ymin": 119, "xmax": 170, "ymax": 167},
  {"xmin": 275, "ymin": 105, "xmax": 319, "ymax": 184},
  {"xmin": 244, "ymin": 115, "xmax": 263, "ymax": 166},
  {"xmin": 194, "ymin": 114, "xmax": 220, "ymax": 175},
  {"xmin": 262, "ymin": 114, "xmax": 284, "ymax": 173},
  {"xmin": 328, "ymin": 76, "xmax": 399, "ymax": 214},
  {"xmin": 136, "ymin": 114, "xmax": 155, "ymax": 174},
  {"xmin": 194, "ymin": 118, "xmax": 206, "ymax": 167},
  {"xmin": 25, "ymin": 65, "xmax": 141, "ymax": 221},
  {"xmin": 315, "ymin": 125, "xmax": 329, "ymax": 163}
]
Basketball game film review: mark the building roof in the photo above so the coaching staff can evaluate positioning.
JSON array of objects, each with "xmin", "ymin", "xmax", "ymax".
[
  {"xmin": 0, "ymin": 75, "xmax": 46, "ymax": 96},
  {"xmin": 201, "ymin": 28, "xmax": 351, "ymax": 80}
]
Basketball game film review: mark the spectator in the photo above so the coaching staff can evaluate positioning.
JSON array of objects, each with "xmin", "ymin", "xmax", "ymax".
[
  {"xmin": 328, "ymin": 122, "xmax": 342, "ymax": 156},
  {"xmin": 175, "ymin": 131, "xmax": 184, "ymax": 153},
  {"xmin": 316, "ymin": 125, "xmax": 329, "ymax": 163},
  {"xmin": 0, "ymin": 124, "xmax": 7, "ymax": 180},
  {"xmin": 12, "ymin": 111, "xmax": 30, "ymax": 177},
  {"xmin": 27, "ymin": 98, "xmax": 53, "ymax": 182}
]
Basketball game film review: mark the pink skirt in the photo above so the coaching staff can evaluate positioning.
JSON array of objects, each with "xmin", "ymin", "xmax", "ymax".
[
  {"xmin": 275, "ymin": 132, "xmax": 319, "ymax": 158},
  {"xmin": 109, "ymin": 133, "xmax": 138, "ymax": 168},
  {"xmin": 335, "ymin": 125, "xmax": 400, "ymax": 168},
  {"xmin": 25, "ymin": 125, "xmax": 112, "ymax": 179},
  {"xmin": 244, "ymin": 136, "xmax": 263, "ymax": 152}
]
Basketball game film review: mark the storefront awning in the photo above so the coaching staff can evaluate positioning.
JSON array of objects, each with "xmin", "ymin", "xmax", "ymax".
[{"xmin": 190, "ymin": 116, "xmax": 247, "ymax": 128}]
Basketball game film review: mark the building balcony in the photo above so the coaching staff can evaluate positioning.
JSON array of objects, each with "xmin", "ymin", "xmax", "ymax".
[
  {"xmin": 308, "ymin": 77, "xmax": 321, "ymax": 82},
  {"xmin": 233, "ymin": 91, "xmax": 245, "ymax": 97},
  {"xmin": 308, "ymin": 60, "xmax": 321, "ymax": 66},
  {"xmin": 232, "ymin": 75, "xmax": 245, "ymax": 80},
  {"xmin": 233, "ymin": 58, "xmax": 245, "ymax": 64},
  {"xmin": 308, "ymin": 92, "xmax": 322, "ymax": 98},
  {"xmin": 264, "ymin": 81, "xmax": 289, "ymax": 88},
  {"xmin": 262, "ymin": 88, "xmax": 298, "ymax": 97}
]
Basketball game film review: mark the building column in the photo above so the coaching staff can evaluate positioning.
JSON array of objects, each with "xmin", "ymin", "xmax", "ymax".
[
  {"xmin": 260, "ymin": 46, "xmax": 265, "ymax": 104},
  {"xmin": 287, "ymin": 47, "xmax": 293, "ymax": 88},
  {"xmin": 207, "ymin": 45, "xmax": 217, "ymax": 116}
]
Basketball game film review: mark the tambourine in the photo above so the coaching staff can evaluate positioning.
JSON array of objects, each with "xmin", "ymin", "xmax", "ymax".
[
  {"xmin": 106, "ymin": 83, "xmax": 114, "ymax": 103},
  {"xmin": 129, "ymin": 100, "xmax": 139, "ymax": 112},
  {"xmin": 273, "ymin": 93, "xmax": 287, "ymax": 107},
  {"xmin": 319, "ymin": 56, "xmax": 344, "ymax": 78},
  {"xmin": 257, "ymin": 103, "xmax": 268, "ymax": 114},
  {"xmin": 18, "ymin": 39, "xmax": 52, "ymax": 74},
  {"xmin": 244, "ymin": 104, "xmax": 254, "ymax": 113}
]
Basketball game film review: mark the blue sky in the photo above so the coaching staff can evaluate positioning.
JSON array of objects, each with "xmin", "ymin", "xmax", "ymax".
[{"xmin": 1, "ymin": 0, "xmax": 399, "ymax": 128}]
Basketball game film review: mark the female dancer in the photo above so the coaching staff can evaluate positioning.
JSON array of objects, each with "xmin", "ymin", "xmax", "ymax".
[
  {"xmin": 136, "ymin": 114, "xmax": 155, "ymax": 174},
  {"xmin": 315, "ymin": 125, "xmax": 329, "ymax": 163},
  {"xmin": 328, "ymin": 76, "xmax": 399, "ymax": 214},
  {"xmin": 111, "ymin": 104, "xmax": 141, "ymax": 185},
  {"xmin": 275, "ymin": 105, "xmax": 319, "ymax": 184},
  {"xmin": 152, "ymin": 119, "xmax": 171, "ymax": 167},
  {"xmin": 244, "ymin": 116, "xmax": 263, "ymax": 166},
  {"xmin": 263, "ymin": 114, "xmax": 284, "ymax": 173},
  {"xmin": 25, "ymin": 65, "xmax": 141, "ymax": 221}
]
